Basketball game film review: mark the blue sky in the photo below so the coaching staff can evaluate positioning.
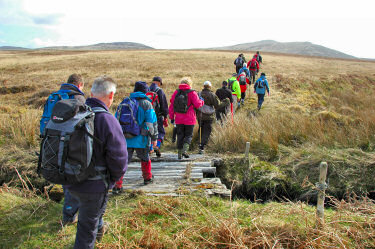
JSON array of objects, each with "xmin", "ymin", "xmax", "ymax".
[{"xmin": 1, "ymin": 0, "xmax": 374, "ymax": 58}]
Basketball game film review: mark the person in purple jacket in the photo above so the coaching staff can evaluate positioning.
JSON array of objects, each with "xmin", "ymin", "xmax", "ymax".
[{"xmin": 67, "ymin": 76, "xmax": 128, "ymax": 249}]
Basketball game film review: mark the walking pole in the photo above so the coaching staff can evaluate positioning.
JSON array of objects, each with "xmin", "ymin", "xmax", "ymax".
[
  {"xmin": 230, "ymin": 102, "xmax": 234, "ymax": 124},
  {"xmin": 199, "ymin": 112, "xmax": 202, "ymax": 148}
]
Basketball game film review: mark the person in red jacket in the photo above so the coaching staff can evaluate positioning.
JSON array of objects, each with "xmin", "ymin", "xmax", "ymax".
[
  {"xmin": 237, "ymin": 72, "xmax": 250, "ymax": 105},
  {"xmin": 247, "ymin": 56, "xmax": 260, "ymax": 84}
]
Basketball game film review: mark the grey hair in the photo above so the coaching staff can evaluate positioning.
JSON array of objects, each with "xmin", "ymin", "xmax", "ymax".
[{"xmin": 91, "ymin": 76, "xmax": 117, "ymax": 97}]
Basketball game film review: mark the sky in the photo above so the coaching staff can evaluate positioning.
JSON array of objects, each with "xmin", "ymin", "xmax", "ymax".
[{"xmin": 0, "ymin": 0, "xmax": 374, "ymax": 58}]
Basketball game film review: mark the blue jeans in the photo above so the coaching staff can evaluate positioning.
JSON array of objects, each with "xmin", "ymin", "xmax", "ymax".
[
  {"xmin": 69, "ymin": 191, "xmax": 108, "ymax": 249},
  {"xmin": 62, "ymin": 186, "xmax": 80, "ymax": 222},
  {"xmin": 257, "ymin": 94, "xmax": 265, "ymax": 109}
]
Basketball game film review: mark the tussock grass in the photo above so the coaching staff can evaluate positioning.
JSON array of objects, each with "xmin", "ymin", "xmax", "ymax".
[
  {"xmin": 1, "ymin": 187, "xmax": 374, "ymax": 248},
  {"xmin": 0, "ymin": 108, "xmax": 40, "ymax": 148},
  {"xmin": 211, "ymin": 75, "xmax": 375, "ymax": 156}
]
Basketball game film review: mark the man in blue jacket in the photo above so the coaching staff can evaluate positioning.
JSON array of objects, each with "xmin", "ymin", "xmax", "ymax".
[
  {"xmin": 114, "ymin": 81, "xmax": 158, "ymax": 193},
  {"xmin": 254, "ymin": 72, "xmax": 270, "ymax": 110},
  {"xmin": 149, "ymin": 76, "xmax": 168, "ymax": 157},
  {"xmin": 238, "ymin": 63, "xmax": 250, "ymax": 78},
  {"xmin": 67, "ymin": 76, "xmax": 128, "ymax": 249}
]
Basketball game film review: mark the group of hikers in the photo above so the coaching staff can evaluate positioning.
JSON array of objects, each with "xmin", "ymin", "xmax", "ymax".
[{"xmin": 37, "ymin": 52, "xmax": 270, "ymax": 248}]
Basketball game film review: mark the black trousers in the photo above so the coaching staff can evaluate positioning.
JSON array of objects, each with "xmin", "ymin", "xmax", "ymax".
[
  {"xmin": 198, "ymin": 119, "xmax": 213, "ymax": 149},
  {"xmin": 70, "ymin": 191, "xmax": 108, "ymax": 249},
  {"xmin": 241, "ymin": 92, "xmax": 246, "ymax": 100},
  {"xmin": 176, "ymin": 124, "xmax": 194, "ymax": 149}
]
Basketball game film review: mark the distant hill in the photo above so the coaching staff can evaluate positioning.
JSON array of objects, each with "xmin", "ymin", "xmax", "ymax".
[
  {"xmin": 0, "ymin": 46, "xmax": 29, "ymax": 50},
  {"xmin": 209, "ymin": 40, "xmax": 356, "ymax": 59},
  {"xmin": 42, "ymin": 42, "xmax": 153, "ymax": 50}
]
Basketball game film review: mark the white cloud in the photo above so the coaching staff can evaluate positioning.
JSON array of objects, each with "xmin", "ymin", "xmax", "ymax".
[
  {"xmin": 31, "ymin": 38, "xmax": 57, "ymax": 47},
  {"xmin": 2, "ymin": 0, "xmax": 375, "ymax": 57}
]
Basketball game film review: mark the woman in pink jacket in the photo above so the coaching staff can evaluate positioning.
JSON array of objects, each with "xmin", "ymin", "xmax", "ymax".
[{"xmin": 169, "ymin": 77, "xmax": 204, "ymax": 159}]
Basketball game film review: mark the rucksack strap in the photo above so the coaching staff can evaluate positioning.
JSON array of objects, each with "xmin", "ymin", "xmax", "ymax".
[{"xmin": 37, "ymin": 136, "xmax": 47, "ymax": 176}]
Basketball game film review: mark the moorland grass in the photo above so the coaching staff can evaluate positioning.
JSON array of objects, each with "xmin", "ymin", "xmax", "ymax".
[{"xmin": 1, "ymin": 187, "xmax": 374, "ymax": 248}]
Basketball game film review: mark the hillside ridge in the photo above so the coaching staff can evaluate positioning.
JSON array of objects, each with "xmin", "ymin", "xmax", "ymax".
[{"xmin": 208, "ymin": 40, "xmax": 355, "ymax": 59}]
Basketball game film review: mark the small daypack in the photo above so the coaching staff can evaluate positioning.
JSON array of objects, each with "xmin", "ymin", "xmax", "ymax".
[
  {"xmin": 227, "ymin": 79, "xmax": 235, "ymax": 92},
  {"xmin": 173, "ymin": 89, "xmax": 193, "ymax": 113},
  {"xmin": 239, "ymin": 75, "xmax": 247, "ymax": 85},
  {"xmin": 116, "ymin": 98, "xmax": 141, "ymax": 138},
  {"xmin": 40, "ymin": 89, "xmax": 75, "ymax": 135},
  {"xmin": 250, "ymin": 60, "xmax": 257, "ymax": 69},
  {"xmin": 197, "ymin": 92, "xmax": 215, "ymax": 115},
  {"xmin": 257, "ymin": 79, "xmax": 265, "ymax": 89},
  {"xmin": 38, "ymin": 99, "xmax": 109, "ymax": 186},
  {"xmin": 146, "ymin": 88, "xmax": 161, "ymax": 116},
  {"xmin": 235, "ymin": 57, "xmax": 243, "ymax": 67}
]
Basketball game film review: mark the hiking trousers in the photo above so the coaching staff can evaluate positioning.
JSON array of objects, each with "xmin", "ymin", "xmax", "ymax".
[
  {"xmin": 250, "ymin": 70, "xmax": 257, "ymax": 84},
  {"xmin": 232, "ymin": 95, "xmax": 238, "ymax": 114},
  {"xmin": 62, "ymin": 186, "xmax": 80, "ymax": 223},
  {"xmin": 257, "ymin": 94, "xmax": 265, "ymax": 109},
  {"xmin": 157, "ymin": 117, "xmax": 165, "ymax": 141},
  {"xmin": 198, "ymin": 119, "xmax": 213, "ymax": 149},
  {"xmin": 176, "ymin": 124, "xmax": 194, "ymax": 149},
  {"xmin": 241, "ymin": 92, "xmax": 246, "ymax": 101},
  {"xmin": 236, "ymin": 66, "xmax": 242, "ymax": 74},
  {"xmin": 70, "ymin": 191, "xmax": 108, "ymax": 249},
  {"xmin": 115, "ymin": 147, "xmax": 151, "ymax": 188}
]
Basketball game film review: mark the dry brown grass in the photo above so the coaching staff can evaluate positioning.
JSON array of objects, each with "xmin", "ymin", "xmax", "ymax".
[{"xmin": 2, "ymin": 49, "xmax": 374, "ymax": 149}]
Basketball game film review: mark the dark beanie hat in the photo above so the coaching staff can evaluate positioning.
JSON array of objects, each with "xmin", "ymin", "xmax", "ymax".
[
  {"xmin": 134, "ymin": 81, "xmax": 149, "ymax": 93},
  {"xmin": 152, "ymin": 76, "xmax": 162, "ymax": 85}
]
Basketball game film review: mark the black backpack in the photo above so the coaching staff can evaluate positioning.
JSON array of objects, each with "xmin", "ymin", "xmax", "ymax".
[
  {"xmin": 173, "ymin": 89, "xmax": 193, "ymax": 113},
  {"xmin": 227, "ymin": 79, "xmax": 235, "ymax": 92},
  {"xmin": 235, "ymin": 57, "xmax": 243, "ymax": 67},
  {"xmin": 257, "ymin": 79, "xmax": 265, "ymax": 88},
  {"xmin": 37, "ymin": 99, "xmax": 109, "ymax": 186}
]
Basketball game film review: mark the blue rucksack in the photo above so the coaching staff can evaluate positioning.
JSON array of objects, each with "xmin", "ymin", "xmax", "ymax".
[
  {"xmin": 40, "ymin": 89, "xmax": 74, "ymax": 135},
  {"xmin": 116, "ymin": 98, "xmax": 141, "ymax": 138}
]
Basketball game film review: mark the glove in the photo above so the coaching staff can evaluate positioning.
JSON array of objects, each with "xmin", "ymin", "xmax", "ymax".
[
  {"xmin": 199, "ymin": 96, "xmax": 204, "ymax": 101},
  {"xmin": 253, "ymin": 91, "xmax": 256, "ymax": 94},
  {"xmin": 163, "ymin": 118, "xmax": 168, "ymax": 127}
]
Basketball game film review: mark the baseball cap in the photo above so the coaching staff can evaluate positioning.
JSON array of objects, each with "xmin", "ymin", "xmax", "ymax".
[
  {"xmin": 152, "ymin": 76, "xmax": 162, "ymax": 85},
  {"xmin": 203, "ymin": 81, "xmax": 212, "ymax": 87}
]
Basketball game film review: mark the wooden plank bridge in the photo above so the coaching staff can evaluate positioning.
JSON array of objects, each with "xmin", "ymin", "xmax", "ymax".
[{"xmin": 116, "ymin": 152, "xmax": 231, "ymax": 198}]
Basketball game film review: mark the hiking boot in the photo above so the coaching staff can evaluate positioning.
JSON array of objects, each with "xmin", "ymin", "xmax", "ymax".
[
  {"xmin": 182, "ymin": 143, "xmax": 190, "ymax": 158},
  {"xmin": 144, "ymin": 175, "xmax": 154, "ymax": 185},
  {"xmin": 182, "ymin": 153, "xmax": 190, "ymax": 158},
  {"xmin": 96, "ymin": 221, "xmax": 109, "ymax": 242},
  {"xmin": 62, "ymin": 216, "xmax": 78, "ymax": 226},
  {"xmin": 112, "ymin": 187, "xmax": 123, "ymax": 195},
  {"xmin": 198, "ymin": 145, "xmax": 204, "ymax": 154},
  {"xmin": 178, "ymin": 150, "xmax": 182, "ymax": 160},
  {"xmin": 155, "ymin": 148, "xmax": 161, "ymax": 158}
]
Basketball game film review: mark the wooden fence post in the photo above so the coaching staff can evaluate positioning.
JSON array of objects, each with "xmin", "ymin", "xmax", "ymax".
[
  {"xmin": 245, "ymin": 142, "xmax": 250, "ymax": 158},
  {"xmin": 316, "ymin": 162, "xmax": 328, "ymax": 226}
]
